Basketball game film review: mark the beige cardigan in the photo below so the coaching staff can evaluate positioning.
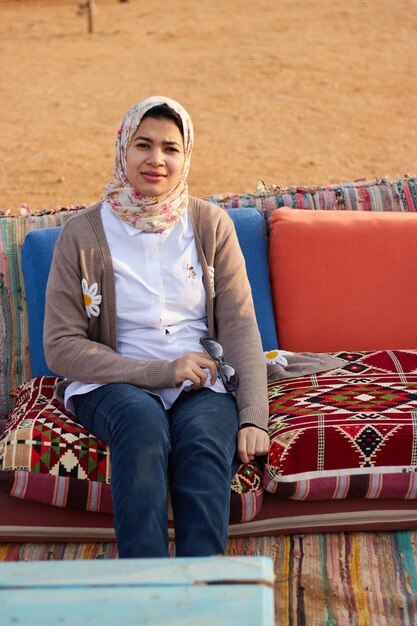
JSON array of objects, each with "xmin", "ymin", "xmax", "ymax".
[{"xmin": 44, "ymin": 197, "xmax": 270, "ymax": 429}]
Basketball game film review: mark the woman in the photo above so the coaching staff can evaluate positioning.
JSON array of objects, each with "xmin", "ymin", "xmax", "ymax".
[{"xmin": 44, "ymin": 95, "xmax": 270, "ymax": 558}]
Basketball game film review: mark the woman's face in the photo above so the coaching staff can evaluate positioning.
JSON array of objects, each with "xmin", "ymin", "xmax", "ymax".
[{"xmin": 126, "ymin": 116, "xmax": 185, "ymax": 197}]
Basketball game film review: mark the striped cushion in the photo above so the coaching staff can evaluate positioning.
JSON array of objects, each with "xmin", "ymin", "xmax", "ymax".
[{"xmin": 206, "ymin": 176, "xmax": 417, "ymax": 229}]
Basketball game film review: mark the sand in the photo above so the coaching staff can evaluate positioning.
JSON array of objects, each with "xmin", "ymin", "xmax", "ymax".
[{"xmin": 0, "ymin": 0, "xmax": 416, "ymax": 211}]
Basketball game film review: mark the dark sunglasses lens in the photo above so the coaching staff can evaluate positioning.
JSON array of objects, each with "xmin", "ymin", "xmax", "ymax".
[
  {"xmin": 201, "ymin": 338, "xmax": 223, "ymax": 359},
  {"xmin": 219, "ymin": 363, "xmax": 239, "ymax": 392}
]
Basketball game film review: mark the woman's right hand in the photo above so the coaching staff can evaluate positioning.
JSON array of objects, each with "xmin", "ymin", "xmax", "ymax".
[{"xmin": 174, "ymin": 352, "xmax": 218, "ymax": 390}]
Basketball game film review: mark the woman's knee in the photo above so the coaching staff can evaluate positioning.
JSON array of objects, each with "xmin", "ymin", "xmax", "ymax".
[
  {"xmin": 172, "ymin": 395, "xmax": 238, "ymax": 453},
  {"xmin": 109, "ymin": 395, "xmax": 170, "ymax": 446},
  {"xmin": 172, "ymin": 417, "xmax": 237, "ymax": 473},
  {"xmin": 76, "ymin": 384, "xmax": 170, "ymax": 449}
]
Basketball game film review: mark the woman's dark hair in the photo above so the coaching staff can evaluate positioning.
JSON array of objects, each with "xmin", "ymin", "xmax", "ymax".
[{"xmin": 142, "ymin": 104, "xmax": 184, "ymax": 137}]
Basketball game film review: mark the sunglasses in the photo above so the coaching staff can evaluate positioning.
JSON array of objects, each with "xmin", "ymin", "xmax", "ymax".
[{"xmin": 199, "ymin": 336, "xmax": 240, "ymax": 392}]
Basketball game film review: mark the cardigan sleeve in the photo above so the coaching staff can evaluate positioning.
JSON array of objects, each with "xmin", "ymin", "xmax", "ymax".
[{"xmin": 43, "ymin": 230, "xmax": 178, "ymax": 390}]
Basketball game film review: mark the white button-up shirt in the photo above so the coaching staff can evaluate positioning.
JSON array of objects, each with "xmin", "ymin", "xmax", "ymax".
[{"xmin": 65, "ymin": 202, "xmax": 226, "ymax": 411}]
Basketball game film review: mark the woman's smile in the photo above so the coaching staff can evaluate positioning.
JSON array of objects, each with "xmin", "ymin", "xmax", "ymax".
[{"xmin": 140, "ymin": 170, "xmax": 167, "ymax": 182}]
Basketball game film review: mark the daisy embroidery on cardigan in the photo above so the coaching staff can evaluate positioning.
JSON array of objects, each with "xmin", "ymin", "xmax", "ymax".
[{"xmin": 81, "ymin": 279, "xmax": 102, "ymax": 318}]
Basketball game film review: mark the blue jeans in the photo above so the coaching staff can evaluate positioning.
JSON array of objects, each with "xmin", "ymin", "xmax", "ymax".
[{"xmin": 72, "ymin": 384, "xmax": 239, "ymax": 558}]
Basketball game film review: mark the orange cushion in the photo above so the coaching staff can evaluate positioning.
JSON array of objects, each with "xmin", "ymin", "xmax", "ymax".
[{"xmin": 269, "ymin": 207, "xmax": 417, "ymax": 352}]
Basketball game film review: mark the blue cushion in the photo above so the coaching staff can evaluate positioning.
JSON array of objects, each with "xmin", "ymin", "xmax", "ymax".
[
  {"xmin": 21, "ymin": 227, "xmax": 62, "ymax": 377},
  {"xmin": 227, "ymin": 207, "xmax": 278, "ymax": 350},
  {"xmin": 21, "ymin": 209, "xmax": 277, "ymax": 377}
]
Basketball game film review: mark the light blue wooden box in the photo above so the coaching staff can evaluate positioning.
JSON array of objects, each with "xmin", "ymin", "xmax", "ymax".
[{"xmin": 1, "ymin": 556, "xmax": 275, "ymax": 625}]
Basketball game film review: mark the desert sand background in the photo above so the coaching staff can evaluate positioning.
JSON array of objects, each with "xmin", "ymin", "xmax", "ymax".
[{"xmin": 0, "ymin": 0, "xmax": 415, "ymax": 212}]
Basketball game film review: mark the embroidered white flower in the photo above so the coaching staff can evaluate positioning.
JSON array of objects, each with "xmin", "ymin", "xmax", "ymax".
[
  {"xmin": 185, "ymin": 263, "xmax": 196, "ymax": 279},
  {"xmin": 81, "ymin": 279, "xmax": 102, "ymax": 318},
  {"xmin": 265, "ymin": 349, "xmax": 293, "ymax": 367}
]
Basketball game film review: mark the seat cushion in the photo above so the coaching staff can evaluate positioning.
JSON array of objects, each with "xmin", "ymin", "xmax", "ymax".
[
  {"xmin": 264, "ymin": 349, "xmax": 417, "ymax": 500},
  {"xmin": 0, "ymin": 376, "xmax": 264, "ymax": 523},
  {"xmin": 269, "ymin": 207, "xmax": 417, "ymax": 352}
]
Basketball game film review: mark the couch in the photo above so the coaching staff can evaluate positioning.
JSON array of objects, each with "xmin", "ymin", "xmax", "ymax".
[{"xmin": 1, "ymin": 175, "xmax": 417, "ymax": 543}]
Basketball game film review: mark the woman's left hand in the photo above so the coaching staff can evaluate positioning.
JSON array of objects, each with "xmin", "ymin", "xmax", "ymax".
[{"xmin": 237, "ymin": 427, "xmax": 270, "ymax": 464}]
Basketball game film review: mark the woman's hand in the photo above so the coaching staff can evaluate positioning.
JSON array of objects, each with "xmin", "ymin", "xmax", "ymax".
[
  {"xmin": 237, "ymin": 426, "xmax": 270, "ymax": 464},
  {"xmin": 174, "ymin": 352, "xmax": 218, "ymax": 390}
]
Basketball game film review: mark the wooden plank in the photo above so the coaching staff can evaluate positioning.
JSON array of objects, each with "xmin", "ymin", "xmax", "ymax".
[
  {"xmin": 3, "ymin": 585, "xmax": 273, "ymax": 626},
  {"xmin": 0, "ymin": 555, "xmax": 273, "ymax": 586},
  {"xmin": 0, "ymin": 557, "xmax": 275, "ymax": 626}
]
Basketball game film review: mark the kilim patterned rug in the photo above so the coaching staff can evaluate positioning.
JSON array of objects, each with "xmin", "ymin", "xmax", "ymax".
[{"xmin": 1, "ymin": 532, "xmax": 417, "ymax": 625}]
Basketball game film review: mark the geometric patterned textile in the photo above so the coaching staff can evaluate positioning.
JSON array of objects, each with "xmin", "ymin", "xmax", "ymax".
[
  {"xmin": 0, "ymin": 376, "xmax": 263, "ymax": 522},
  {"xmin": 264, "ymin": 350, "xmax": 417, "ymax": 500},
  {"xmin": 0, "ymin": 207, "xmax": 85, "ymax": 419}
]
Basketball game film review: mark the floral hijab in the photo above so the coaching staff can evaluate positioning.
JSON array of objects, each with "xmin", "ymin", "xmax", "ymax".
[{"xmin": 103, "ymin": 96, "xmax": 194, "ymax": 232}]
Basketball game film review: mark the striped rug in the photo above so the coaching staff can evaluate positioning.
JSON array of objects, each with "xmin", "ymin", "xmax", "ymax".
[{"xmin": 1, "ymin": 531, "xmax": 417, "ymax": 625}]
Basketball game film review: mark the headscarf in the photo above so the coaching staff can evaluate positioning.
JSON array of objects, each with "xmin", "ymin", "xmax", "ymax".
[{"xmin": 103, "ymin": 96, "xmax": 194, "ymax": 232}]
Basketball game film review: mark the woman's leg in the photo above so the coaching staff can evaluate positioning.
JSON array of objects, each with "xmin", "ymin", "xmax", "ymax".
[
  {"xmin": 168, "ymin": 388, "xmax": 239, "ymax": 557},
  {"xmin": 73, "ymin": 383, "xmax": 171, "ymax": 558}
]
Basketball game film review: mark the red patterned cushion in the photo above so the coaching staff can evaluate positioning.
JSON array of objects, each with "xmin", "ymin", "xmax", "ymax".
[
  {"xmin": 0, "ymin": 377, "xmax": 263, "ymax": 523},
  {"xmin": 264, "ymin": 350, "xmax": 417, "ymax": 499}
]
